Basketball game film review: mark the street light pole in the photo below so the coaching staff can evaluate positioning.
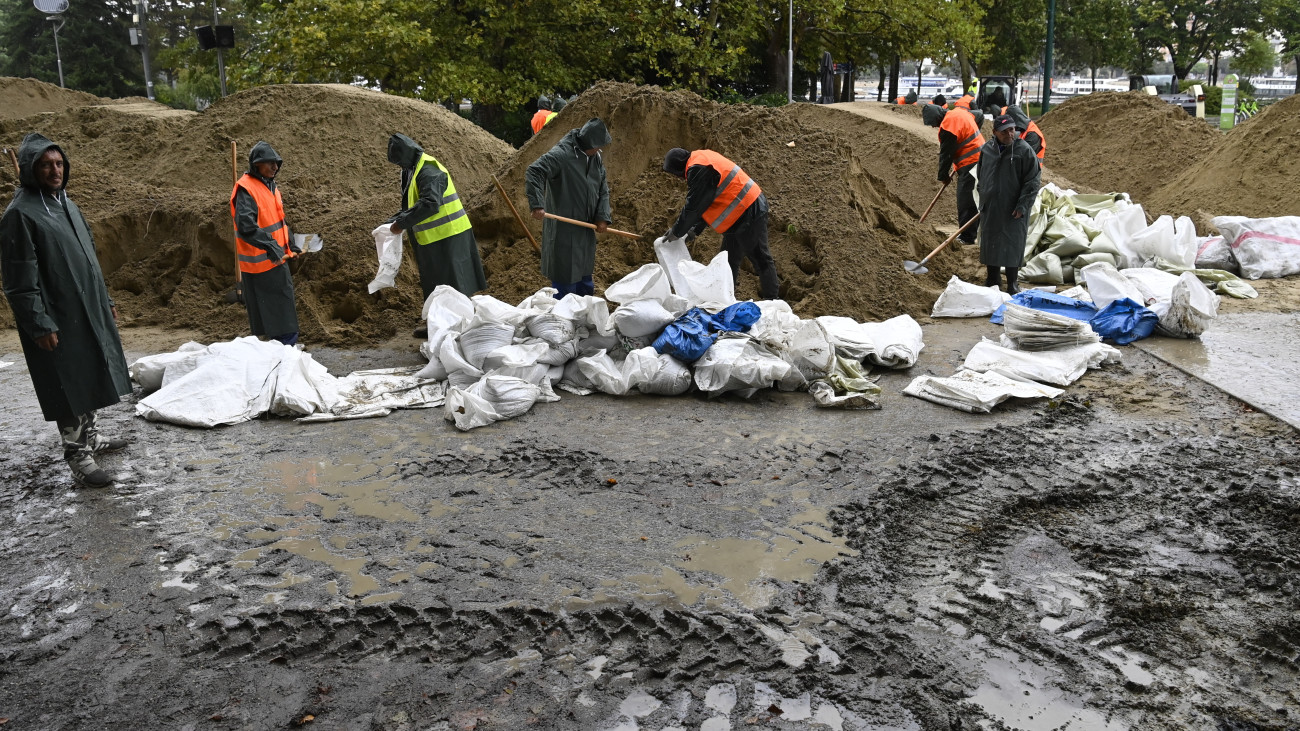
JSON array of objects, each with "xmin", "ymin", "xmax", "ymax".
[
  {"xmin": 787, "ymin": 0, "xmax": 793, "ymax": 103},
  {"xmin": 134, "ymin": 0, "xmax": 154, "ymax": 100},
  {"xmin": 47, "ymin": 16, "xmax": 65, "ymax": 87},
  {"xmin": 1041, "ymin": 0, "xmax": 1056, "ymax": 113},
  {"xmin": 213, "ymin": 0, "xmax": 227, "ymax": 96}
]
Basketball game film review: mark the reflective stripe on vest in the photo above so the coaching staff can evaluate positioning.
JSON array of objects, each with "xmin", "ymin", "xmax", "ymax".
[
  {"xmin": 939, "ymin": 108, "xmax": 984, "ymax": 170},
  {"xmin": 229, "ymin": 174, "xmax": 292, "ymax": 274},
  {"xmin": 686, "ymin": 150, "xmax": 762, "ymax": 234},
  {"xmin": 408, "ymin": 155, "xmax": 473, "ymax": 245},
  {"xmin": 1022, "ymin": 121, "xmax": 1046, "ymax": 160}
]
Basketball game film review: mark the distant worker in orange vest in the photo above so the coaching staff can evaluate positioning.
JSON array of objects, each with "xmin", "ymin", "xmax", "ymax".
[
  {"xmin": 530, "ymin": 95, "xmax": 559, "ymax": 135},
  {"xmin": 922, "ymin": 103, "xmax": 984, "ymax": 246},
  {"xmin": 904, "ymin": 89, "xmax": 919, "ymax": 105},
  {"xmin": 953, "ymin": 93, "xmax": 974, "ymax": 110},
  {"xmin": 229, "ymin": 141, "xmax": 302, "ymax": 345},
  {"xmin": 932, "ymin": 93, "xmax": 947, "ymax": 107},
  {"xmin": 1003, "ymin": 104, "xmax": 1046, "ymax": 160},
  {"xmin": 661, "ymin": 148, "xmax": 780, "ymax": 300}
]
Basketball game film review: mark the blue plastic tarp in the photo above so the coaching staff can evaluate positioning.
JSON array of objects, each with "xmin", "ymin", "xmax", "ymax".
[
  {"xmin": 991, "ymin": 290, "xmax": 1099, "ymax": 324},
  {"xmin": 1089, "ymin": 298, "xmax": 1158, "ymax": 345},
  {"xmin": 652, "ymin": 302, "xmax": 761, "ymax": 363}
]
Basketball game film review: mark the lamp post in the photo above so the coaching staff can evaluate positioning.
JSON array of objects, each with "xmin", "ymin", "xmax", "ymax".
[
  {"xmin": 131, "ymin": 0, "xmax": 155, "ymax": 100},
  {"xmin": 33, "ymin": 0, "xmax": 69, "ymax": 88},
  {"xmin": 787, "ymin": 0, "xmax": 793, "ymax": 103},
  {"xmin": 213, "ymin": 0, "xmax": 227, "ymax": 96},
  {"xmin": 1041, "ymin": 0, "xmax": 1056, "ymax": 113}
]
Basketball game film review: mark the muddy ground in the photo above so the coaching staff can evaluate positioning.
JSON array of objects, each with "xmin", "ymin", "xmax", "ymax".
[{"xmin": 1, "ymin": 321, "xmax": 1297, "ymax": 730}]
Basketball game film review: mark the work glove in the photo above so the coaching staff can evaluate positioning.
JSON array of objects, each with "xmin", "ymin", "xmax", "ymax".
[
  {"xmin": 684, "ymin": 230, "xmax": 698, "ymax": 244},
  {"xmin": 939, "ymin": 174, "xmax": 951, "ymax": 185}
]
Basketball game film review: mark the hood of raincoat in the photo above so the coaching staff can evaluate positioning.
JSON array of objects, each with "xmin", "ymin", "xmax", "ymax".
[
  {"xmin": 537, "ymin": 95, "xmax": 552, "ymax": 111},
  {"xmin": 662, "ymin": 147, "xmax": 690, "ymax": 177},
  {"xmin": 17, "ymin": 132, "xmax": 69, "ymax": 192},
  {"xmin": 387, "ymin": 133, "xmax": 424, "ymax": 169},
  {"xmin": 247, "ymin": 141, "xmax": 283, "ymax": 174},
  {"xmin": 552, "ymin": 96, "xmax": 567, "ymax": 112},
  {"xmin": 576, "ymin": 118, "xmax": 611, "ymax": 150},
  {"xmin": 921, "ymin": 104, "xmax": 947, "ymax": 128},
  {"xmin": 1004, "ymin": 104, "xmax": 1031, "ymax": 130}
]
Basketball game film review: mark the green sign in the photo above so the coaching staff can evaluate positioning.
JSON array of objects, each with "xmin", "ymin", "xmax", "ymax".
[{"xmin": 1221, "ymin": 74, "xmax": 1238, "ymax": 130}]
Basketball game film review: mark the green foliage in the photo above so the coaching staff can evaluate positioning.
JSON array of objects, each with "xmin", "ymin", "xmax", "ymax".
[
  {"xmin": 1055, "ymin": 0, "xmax": 1134, "ymax": 76},
  {"xmin": 0, "ymin": 0, "xmax": 144, "ymax": 97},
  {"xmin": 1231, "ymin": 31, "xmax": 1276, "ymax": 78},
  {"xmin": 1131, "ymin": 0, "xmax": 1266, "ymax": 79},
  {"xmin": 978, "ymin": 0, "xmax": 1046, "ymax": 75},
  {"xmin": 1181, "ymin": 78, "xmax": 1221, "ymax": 114}
]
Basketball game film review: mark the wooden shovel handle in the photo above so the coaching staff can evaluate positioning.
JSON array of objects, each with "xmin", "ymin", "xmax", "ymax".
[
  {"xmin": 543, "ymin": 212, "xmax": 639, "ymax": 239},
  {"xmin": 4, "ymin": 148, "xmax": 18, "ymax": 177},
  {"xmin": 492, "ymin": 174, "xmax": 541, "ymax": 253},
  {"xmin": 916, "ymin": 213, "xmax": 981, "ymax": 267},
  {"xmin": 918, "ymin": 179, "xmax": 948, "ymax": 223},
  {"xmin": 231, "ymin": 141, "xmax": 241, "ymax": 286}
]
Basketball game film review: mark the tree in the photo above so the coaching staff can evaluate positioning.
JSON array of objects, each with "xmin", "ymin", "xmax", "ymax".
[
  {"xmin": 1055, "ymin": 0, "xmax": 1134, "ymax": 89},
  {"xmin": 978, "ymin": 0, "xmax": 1046, "ymax": 75},
  {"xmin": 0, "ymin": 0, "xmax": 144, "ymax": 97},
  {"xmin": 1130, "ymin": 0, "xmax": 1267, "ymax": 80},
  {"xmin": 1231, "ymin": 30, "xmax": 1276, "ymax": 80},
  {"xmin": 1265, "ymin": 0, "xmax": 1300, "ymax": 92}
]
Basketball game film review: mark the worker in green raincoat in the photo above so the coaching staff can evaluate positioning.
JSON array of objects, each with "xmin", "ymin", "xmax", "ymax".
[
  {"xmin": 387, "ymin": 133, "xmax": 487, "ymax": 337},
  {"xmin": 975, "ymin": 114, "xmax": 1041, "ymax": 293},
  {"xmin": 1, "ymin": 133, "xmax": 131, "ymax": 487},
  {"xmin": 525, "ymin": 118, "xmax": 612, "ymax": 298}
]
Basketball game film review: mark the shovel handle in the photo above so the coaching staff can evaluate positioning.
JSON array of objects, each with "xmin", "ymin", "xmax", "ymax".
[
  {"xmin": 4, "ymin": 148, "xmax": 17, "ymax": 177},
  {"xmin": 492, "ymin": 174, "xmax": 541, "ymax": 253},
  {"xmin": 230, "ymin": 140, "xmax": 242, "ymax": 286},
  {"xmin": 918, "ymin": 179, "xmax": 948, "ymax": 223},
  {"xmin": 543, "ymin": 212, "xmax": 640, "ymax": 239},
  {"xmin": 915, "ymin": 213, "xmax": 981, "ymax": 268}
]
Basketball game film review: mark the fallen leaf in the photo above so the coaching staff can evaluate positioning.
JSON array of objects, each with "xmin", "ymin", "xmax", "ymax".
[
  {"xmin": 768, "ymin": 703, "xmax": 784, "ymax": 715},
  {"xmin": 210, "ymin": 715, "xmax": 223, "ymax": 721},
  {"xmin": 710, "ymin": 479, "xmax": 722, "ymax": 486},
  {"xmin": 298, "ymin": 714, "xmax": 315, "ymax": 725},
  {"xmin": 606, "ymin": 478, "xmax": 617, "ymax": 485},
  {"xmin": 639, "ymin": 536, "xmax": 648, "ymax": 541}
]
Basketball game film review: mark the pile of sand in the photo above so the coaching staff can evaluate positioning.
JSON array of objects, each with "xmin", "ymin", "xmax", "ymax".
[
  {"xmin": 1, "ymin": 82, "xmax": 515, "ymax": 341},
  {"xmin": 0, "ymin": 78, "xmax": 106, "ymax": 121},
  {"xmin": 1146, "ymin": 94, "xmax": 1300, "ymax": 224},
  {"xmin": 468, "ymin": 82, "xmax": 956, "ymax": 324},
  {"xmin": 1038, "ymin": 92, "xmax": 1220, "ymax": 202}
]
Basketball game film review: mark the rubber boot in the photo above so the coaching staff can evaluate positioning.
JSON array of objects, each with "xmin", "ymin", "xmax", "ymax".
[
  {"xmin": 1006, "ymin": 267, "xmax": 1021, "ymax": 295},
  {"xmin": 984, "ymin": 266, "xmax": 1001, "ymax": 289},
  {"xmin": 60, "ymin": 414, "xmax": 112, "ymax": 488}
]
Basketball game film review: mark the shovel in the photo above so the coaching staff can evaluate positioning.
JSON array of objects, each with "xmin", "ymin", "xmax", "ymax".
[
  {"xmin": 917, "ymin": 179, "xmax": 948, "ymax": 223},
  {"xmin": 223, "ymin": 140, "xmax": 244, "ymax": 304},
  {"xmin": 543, "ymin": 212, "xmax": 640, "ymax": 239},
  {"xmin": 903, "ymin": 214, "xmax": 979, "ymax": 275}
]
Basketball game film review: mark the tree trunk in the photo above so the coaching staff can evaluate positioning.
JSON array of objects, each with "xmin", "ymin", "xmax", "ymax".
[
  {"xmin": 1091, "ymin": 67, "xmax": 1096, "ymax": 91},
  {"xmin": 888, "ymin": 55, "xmax": 900, "ymax": 101},
  {"xmin": 877, "ymin": 64, "xmax": 886, "ymax": 101},
  {"xmin": 956, "ymin": 41, "xmax": 972, "ymax": 91},
  {"xmin": 1294, "ymin": 55, "xmax": 1300, "ymax": 95}
]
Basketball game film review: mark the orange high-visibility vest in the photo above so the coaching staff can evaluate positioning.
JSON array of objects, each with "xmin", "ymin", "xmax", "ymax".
[
  {"xmin": 895, "ymin": 96, "xmax": 906, "ymax": 105},
  {"xmin": 953, "ymin": 95, "xmax": 974, "ymax": 110},
  {"xmin": 531, "ymin": 109, "xmax": 556, "ymax": 134},
  {"xmin": 1023, "ymin": 120, "xmax": 1046, "ymax": 160},
  {"xmin": 686, "ymin": 150, "xmax": 762, "ymax": 233},
  {"xmin": 229, "ymin": 174, "xmax": 293, "ymax": 274},
  {"xmin": 939, "ymin": 107, "xmax": 984, "ymax": 171}
]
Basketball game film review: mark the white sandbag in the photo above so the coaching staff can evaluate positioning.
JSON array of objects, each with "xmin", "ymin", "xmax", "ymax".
[
  {"xmin": 459, "ymin": 323, "xmax": 516, "ymax": 369},
  {"xmin": 749, "ymin": 299, "xmax": 803, "ymax": 349},
  {"xmin": 1121, "ymin": 266, "xmax": 1180, "ymax": 306},
  {"xmin": 654, "ymin": 235, "xmax": 694, "ymax": 297},
  {"xmin": 678, "ymin": 251, "xmax": 736, "ymax": 310},
  {"xmin": 422, "ymin": 286, "xmax": 475, "ymax": 333},
  {"xmin": 470, "ymin": 295, "xmax": 529, "ymax": 329},
  {"xmin": 786, "ymin": 320, "xmax": 835, "ymax": 380},
  {"xmin": 575, "ymin": 350, "xmax": 634, "ymax": 396},
  {"xmin": 367, "ymin": 224, "xmax": 404, "ymax": 293},
  {"xmin": 611, "ymin": 299, "xmax": 676, "ymax": 338},
  {"xmin": 553, "ymin": 294, "xmax": 614, "ymax": 336},
  {"xmin": 860, "ymin": 315, "xmax": 924, "ymax": 369},
  {"xmin": 693, "ymin": 337, "xmax": 791, "ymax": 395},
  {"xmin": 482, "ymin": 342, "xmax": 550, "ymax": 377},
  {"xmin": 560, "ymin": 359, "xmax": 596, "ymax": 393},
  {"xmin": 997, "ymin": 335, "xmax": 1122, "ymax": 369},
  {"xmin": 438, "ymin": 332, "xmax": 484, "ymax": 382},
  {"xmin": 962, "ymin": 338, "xmax": 1093, "ymax": 386},
  {"xmin": 1057, "ymin": 285, "xmax": 1091, "ymax": 301},
  {"xmin": 1211, "ymin": 215, "xmax": 1300, "ymax": 279},
  {"xmin": 443, "ymin": 375, "xmax": 549, "ymax": 431},
  {"xmin": 536, "ymin": 339, "xmax": 579, "ymax": 366},
  {"xmin": 526, "ymin": 312, "xmax": 577, "ymax": 345},
  {"xmin": 415, "ymin": 329, "xmax": 452, "ymax": 380},
  {"xmin": 271, "ymin": 347, "xmax": 343, "ymax": 417},
  {"xmin": 1194, "ymin": 236, "xmax": 1237, "ymax": 273},
  {"xmin": 1098, "ymin": 204, "xmax": 1148, "ymax": 268},
  {"xmin": 129, "ymin": 341, "xmax": 207, "ymax": 392},
  {"xmin": 1120, "ymin": 214, "xmax": 1198, "ymax": 269},
  {"xmin": 1001, "ymin": 304, "xmax": 1099, "ymax": 351},
  {"xmin": 576, "ymin": 333, "xmax": 620, "ymax": 357},
  {"xmin": 1079, "ymin": 261, "xmax": 1145, "ymax": 310},
  {"xmin": 903, "ymin": 370, "xmax": 1064, "ymax": 413},
  {"xmin": 815, "ymin": 316, "xmax": 874, "ymax": 361},
  {"xmin": 517, "ymin": 288, "xmax": 560, "ymax": 313},
  {"xmin": 1157, "ymin": 272, "xmax": 1219, "ymax": 338},
  {"xmin": 605, "ymin": 263, "xmax": 672, "ymax": 305},
  {"xmin": 625, "ymin": 347, "xmax": 693, "ymax": 396},
  {"xmin": 931, "ymin": 275, "xmax": 1011, "ymax": 318},
  {"xmin": 443, "ymin": 384, "xmax": 501, "ymax": 430}
]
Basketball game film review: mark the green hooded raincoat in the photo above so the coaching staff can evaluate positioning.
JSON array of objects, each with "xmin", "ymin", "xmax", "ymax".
[
  {"xmin": 975, "ymin": 136, "xmax": 1041, "ymax": 268},
  {"xmin": 1, "ymin": 133, "xmax": 131, "ymax": 422},
  {"xmin": 524, "ymin": 119, "xmax": 612, "ymax": 284}
]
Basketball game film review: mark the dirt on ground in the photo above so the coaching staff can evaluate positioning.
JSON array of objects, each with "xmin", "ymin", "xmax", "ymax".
[
  {"xmin": 1146, "ymin": 94, "xmax": 1300, "ymax": 224},
  {"xmin": 1038, "ymin": 92, "xmax": 1222, "ymax": 204}
]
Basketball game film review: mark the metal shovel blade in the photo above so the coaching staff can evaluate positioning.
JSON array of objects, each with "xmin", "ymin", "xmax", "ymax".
[{"xmin": 903, "ymin": 260, "xmax": 928, "ymax": 275}]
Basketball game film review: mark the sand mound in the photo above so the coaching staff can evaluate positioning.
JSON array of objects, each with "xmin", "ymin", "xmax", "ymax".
[
  {"xmin": 468, "ymin": 82, "xmax": 957, "ymax": 324},
  {"xmin": 1, "ymin": 83, "xmax": 514, "ymax": 341},
  {"xmin": 0, "ymin": 77, "xmax": 106, "ymax": 120},
  {"xmin": 1146, "ymin": 94, "xmax": 1300, "ymax": 224},
  {"xmin": 1038, "ymin": 92, "xmax": 1220, "ymax": 202}
]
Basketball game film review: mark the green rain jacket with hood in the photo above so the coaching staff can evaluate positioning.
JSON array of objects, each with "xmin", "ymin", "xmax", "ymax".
[
  {"xmin": 975, "ymin": 135, "xmax": 1041, "ymax": 268},
  {"xmin": 524, "ymin": 118, "xmax": 612, "ymax": 284},
  {"xmin": 0, "ymin": 132, "xmax": 131, "ymax": 421},
  {"xmin": 387, "ymin": 133, "xmax": 486, "ymax": 298}
]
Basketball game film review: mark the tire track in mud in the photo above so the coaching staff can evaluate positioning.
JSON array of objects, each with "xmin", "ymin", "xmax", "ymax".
[{"xmin": 828, "ymin": 398, "xmax": 1300, "ymax": 728}]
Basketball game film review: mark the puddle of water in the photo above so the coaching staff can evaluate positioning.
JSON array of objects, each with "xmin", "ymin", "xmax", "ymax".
[
  {"xmin": 236, "ymin": 536, "xmax": 379, "ymax": 596},
  {"xmin": 1137, "ymin": 313, "xmax": 1300, "ymax": 428},
  {"xmin": 967, "ymin": 652, "xmax": 1129, "ymax": 730},
  {"xmin": 619, "ymin": 502, "xmax": 855, "ymax": 610}
]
